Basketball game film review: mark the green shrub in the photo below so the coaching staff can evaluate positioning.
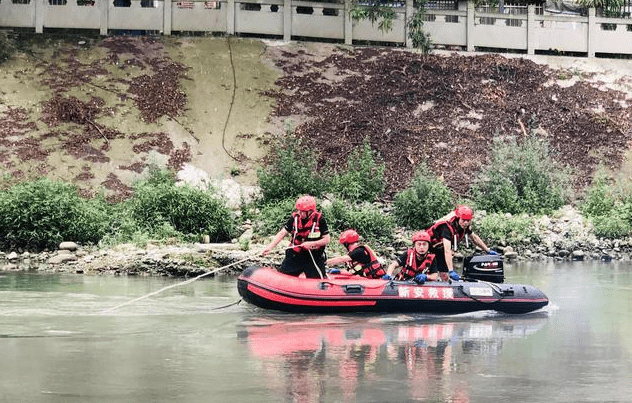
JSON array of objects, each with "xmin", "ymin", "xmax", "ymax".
[
  {"xmin": 253, "ymin": 198, "xmax": 296, "ymax": 237},
  {"xmin": 330, "ymin": 137, "xmax": 386, "ymax": 202},
  {"xmin": 581, "ymin": 165, "xmax": 616, "ymax": 218},
  {"xmin": 472, "ymin": 135, "xmax": 571, "ymax": 215},
  {"xmin": 592, "ymin": 213, "xmax": 632, "ymax": 239},
  {"xmin": 0, "ymin": 178, "xmax": 110, "ymax": 250},
  {"xmin": 392, "ymin": 164, "xmax": 454, "ymax": 229},
  {"xmin": 477, "ymin": 213, "xmax": 540, "ymax": 247},
  {"xmin": 257, "ymin": 135, "xmax": 327, "ymax": 203},
  {"xmin": 323, "ymin": 199, "xmax": 395, "ymax": 245},
  {"xmin": 127, "ymin": 169, "xmax": 235, "ymax": 242}
]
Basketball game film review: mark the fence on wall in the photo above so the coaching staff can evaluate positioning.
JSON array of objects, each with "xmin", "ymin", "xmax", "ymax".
[{"xmin": 1, "ymin": 0, "xmax": 632, "ymax": 56}]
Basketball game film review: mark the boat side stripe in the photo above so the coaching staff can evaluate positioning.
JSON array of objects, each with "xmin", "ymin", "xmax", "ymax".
[{"xmin": 248, "ymin": 284, "xmax": 377, "ymax": 307}]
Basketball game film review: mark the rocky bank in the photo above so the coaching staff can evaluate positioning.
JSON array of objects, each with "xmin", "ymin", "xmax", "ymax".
[{"xmin": 1, "ymin": 205, "xmax": 630, "ymax": 277}]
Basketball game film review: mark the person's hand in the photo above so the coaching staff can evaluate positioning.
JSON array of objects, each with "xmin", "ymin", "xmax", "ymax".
[
  {"xmin": 449, "ymin": 270, "xmax": 460, "ymax": 281},
  {"xmin": 262, "ymin": 247, "xmax": 270, "ymax": 256},
  {"xmin": 488, "ymin": 250, "xmax": 499, "ymax": 255},
  {"xmin": 382, "ymin": 274, "xmax": 392, "ymax": 280},
  {"xmin": 414, "ymin": 273, "xmax": 427, "ymax": 284},
  {"xmin": 327, "ymin": 268, "xmax": 340, "ymax": 274}
]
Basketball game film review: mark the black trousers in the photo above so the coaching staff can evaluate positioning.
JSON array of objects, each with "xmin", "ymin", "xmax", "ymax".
[
  {"xmin": 280, "ymin": 249, "xmax": 326, "ymax": 279},
  {"xmin": 431, "ymin": 248, "xmax": 450, "ymax": 273}
]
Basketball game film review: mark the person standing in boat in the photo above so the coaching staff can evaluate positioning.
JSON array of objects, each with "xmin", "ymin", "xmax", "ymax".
[
  {"xmin": 383, "ymin": 231, "xmax": 439, "ymax": 283},
  {"xmin": 426, "ymin": 205, "xmax": 497, "ymax": 281},
  {"xmin": 325, "ymin": 229, "xmax": 386, "ymax": 279},
  {"xmin": 262, "ymin": 195, "xmax": 331, "ymax": 279}
]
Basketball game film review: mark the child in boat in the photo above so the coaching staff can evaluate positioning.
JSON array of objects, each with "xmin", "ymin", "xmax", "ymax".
[
  {"xmin": 325, "ymin": 229, "xmax": 386, "ymax": 279},
  {"xmin": 384, "ymin": 231, "xmax": 440, "ymax": 283},
  {"xmin": 261, "ymin": 195, "xmax": 331, "ymax": 279}
]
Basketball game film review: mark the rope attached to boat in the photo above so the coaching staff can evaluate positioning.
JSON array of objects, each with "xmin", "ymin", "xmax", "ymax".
[
  {"xmin": 459, "ymin": 279, "xmax": 504, "ymax": 304},
  {"xmin": 100, "ymin": 256, "xmax": 253, "ymax": 313}
]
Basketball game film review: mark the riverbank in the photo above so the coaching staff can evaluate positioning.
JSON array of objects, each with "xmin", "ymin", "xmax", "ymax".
[{"xmin": 1, "ymin": 204, "xmax": 631, "ymax": 277}]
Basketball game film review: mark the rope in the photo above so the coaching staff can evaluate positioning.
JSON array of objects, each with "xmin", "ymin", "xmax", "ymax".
[
  {"xmin": 100, "ymin": 256, "xmax": 252, "ymax": 313},
  {"xmin": 221, "ymin": 35, "xmax": 240, "ymax": 161}
]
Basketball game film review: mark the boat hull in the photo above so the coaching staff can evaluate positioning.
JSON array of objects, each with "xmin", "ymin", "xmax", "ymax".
[{"xmin": 237, "ymin": 266, "xmax": 549, "ymax": 314}]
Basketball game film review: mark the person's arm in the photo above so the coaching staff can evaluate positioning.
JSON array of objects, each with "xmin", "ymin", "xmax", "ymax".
[
  {"xmin": 262, "ymin": 228, "xmax": 289, "ymax": 256},
  {"xmin": 302, "ymin": 233, "xmax": 331, "ymax": 251},
  {"xmin": 386, "ymin": 260, "xmax": 400, "ymax": 277},
  {"xmin": 326, "ymin": 254, "xmax": 352, "ymax": 266},
  {"xmin": 469, "ymin": 233, "xmax": 491, "ymax": 253},
  {"xmin": 442, "ymin": 238, "xmax": 454, "ymax": 271}
]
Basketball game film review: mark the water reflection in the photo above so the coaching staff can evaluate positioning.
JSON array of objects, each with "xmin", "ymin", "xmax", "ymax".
[{"xmin": 237, "ymin": 314, "xmax": 548, "ymax": 402}]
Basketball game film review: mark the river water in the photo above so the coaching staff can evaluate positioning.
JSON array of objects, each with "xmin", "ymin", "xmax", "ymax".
[{"xmin": 1, "ymin": 260, "xmax": 631, "ymax": 403}]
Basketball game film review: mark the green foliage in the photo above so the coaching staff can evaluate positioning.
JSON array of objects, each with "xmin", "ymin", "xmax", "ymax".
[
  {"xmin": 472, "ymin": 135, "xmax": 571, "ymax": 215},
  {"xmin": 577, "ymin": 0, "xmax": 624, "ymax": 15},
  {"xmin": 592, "ymin": 213, "xmax": 632, "ymax": 239},
  {"xmin": 253, "ymin": 198, "xmax": 297, "ymax": 237},
  {"xmin": 392, "ymin": 164, "xmax": 454, "ymax": 229},
  {"xmin": 257, "ymin": 135, "xmax": 327, "ymax": 203},
  {"xmin": 330, "ymin": 137, "xmax": 386, "ymax": 202},
  {"xmin": 0, "ymin": 179, "xmax": 110, "ymax": 250},
  {"xmin": 323, "ymin": 199, "xmax": 395, "ymax": 244},
  {"xmin": 581, "ymin": 165, "xmax": 616, "ymax": 218},
  {"xmin": 127, "ymin": 170, "xmax": 235, "ymax": 242},
  {"xmin": 407, "ymin": 7, "xmax": 432, "ymax": 53},
  {"xmin": 477, "ymin": 213, "xmax": 540, "ymax": 246},
  {"xmin": 351, "ymin": 1, "xmax": 396, "ymax": 33}
]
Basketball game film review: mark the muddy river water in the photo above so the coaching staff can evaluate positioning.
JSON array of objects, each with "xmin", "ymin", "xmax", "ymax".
[{"xmin": 1, "ymin": 260, "xmax": 631, "ymax": 403}]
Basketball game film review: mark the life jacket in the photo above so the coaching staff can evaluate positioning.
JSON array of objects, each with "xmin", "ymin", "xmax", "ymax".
[
  {"xmin": 396, "ymin": 249, "xmax": 435, "ymax": 280},
  {"xmin": 427, "ymin": 216, "xmax": 468, "ymax": 252},
  {"xmin": 290, "ymin": 211, "xmax": 323, "ymax": 253},
  {"xmin": 345, "ymin": 245, "xmax": 385, "ymax": 279}
]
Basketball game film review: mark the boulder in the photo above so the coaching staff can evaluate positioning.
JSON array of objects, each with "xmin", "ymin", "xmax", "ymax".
[{"xmin": 59, "ymin": 241, "xmax": 78, "ymax": 251}]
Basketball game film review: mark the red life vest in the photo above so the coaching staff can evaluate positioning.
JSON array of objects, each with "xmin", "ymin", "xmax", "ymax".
[
  {"xmin": 345, "ymin": 245, "xmax": 385, "ymax": 279},
  {"xmin": 396, "ymin": 249, "xmax": 435, "ymax": 280},
  {"xmin": 427, "ymin": 216, "xmax": 468, "ymax": 251},
  {"xmin": 290, "ymin": 211, "xmax": 323, "ymax": 252}
]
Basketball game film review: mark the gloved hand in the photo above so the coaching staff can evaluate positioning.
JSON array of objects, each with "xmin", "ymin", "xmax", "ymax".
[
  {"xmin": 414, "ymin": 273, "xmax": 427, "ymax": 284},
  {"xmin": 327, "ymin": 268, "xmax": 340, "ymax": 274},
  {"xmin": 382, "ymin": 274, "xmax": 392, "ymax": 280},
  {"xmin": 449, "ymin": 270, "xmax": 460, "ymax": 281},
  {"xmin": 488, "ymin": 250, "xmax": 499, "ymax": 255}
]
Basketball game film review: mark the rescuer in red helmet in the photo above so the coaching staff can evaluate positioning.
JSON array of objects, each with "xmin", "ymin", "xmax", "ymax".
[
  {"xmin": 262, "ymin": 195, "xmax": 331, "ymax": 278},
  {"xmin": 325, "ymin": 229, "xmax": 386, "ymax": 279},
  {"xmin": 383, "ymin": 231, "xmax": 439, "ymax": 283},
  {"xmin": 426, "ymin": 205, "xmax": 496, "ymax": 281}
]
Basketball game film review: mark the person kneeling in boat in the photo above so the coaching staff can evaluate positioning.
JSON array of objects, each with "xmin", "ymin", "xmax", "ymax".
[
  {"xmin": 261, "ymin": 195, "xmax": 331, "ymax": 279},
  {"xmin": 426, "ymin": 205, "xmax": 495, "ymax": 281},
  {"xmin": 383, "ymin": 231, "xmax": 439, "ymax": 284},
  {"xmin": 325, "ymin": 229, "xmax": 386, "ymax": 279}
]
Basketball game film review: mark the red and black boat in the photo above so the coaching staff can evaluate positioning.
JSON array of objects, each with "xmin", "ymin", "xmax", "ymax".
[{"xmin": 237, "ymin": 255, "xmax": 549, "ymax": 315}]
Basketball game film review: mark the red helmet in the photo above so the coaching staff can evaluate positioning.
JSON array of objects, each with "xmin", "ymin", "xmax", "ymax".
[
  {"xmin": 455, "ymin": 205, "xmax": 474, "ymax": 220},
  {"xmin": 339, "ymin": 229, "xmax": 360, "ymax": 245},
  {"xmin": 412, "ymin": 231, "xmax": 431, "ymax": 244},
  {"xmin": 295, "ymin": 195, "xmax": 316, "ymax": 212}
]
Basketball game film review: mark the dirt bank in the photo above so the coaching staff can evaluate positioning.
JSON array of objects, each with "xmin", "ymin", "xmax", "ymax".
[{"xmin": 1, "ymin": 35, "xmax": 632, "ymax": 201}]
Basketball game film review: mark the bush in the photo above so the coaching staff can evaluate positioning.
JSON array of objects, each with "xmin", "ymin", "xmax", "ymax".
[
  {"xmin": 330, "ymin": 137, "xmax": 386, "ymax": 202},
  {"xmin": 392, "ymin": 164, "xmax": 454, "ymax": 229},
  {"xmin": 472, "ymin": 135, "xmax": 571, "ymax": 215},
  {"xmin": 127, "ymin": 169, "xmax": 235, "ymax": 242},
  {"xmin": 257, "ymin": 135, "xmax": 328, "ymax": 203},
  {"xmin": 477, "ymin": 213, "xmax": 540, "ymax": 247},
  {"xmin": 253, "ymin": 198, "xmax": 297, "ymax": 237},
  {"xmin": 581, "ymin": 165, "xmax": 616, "ymax": 218},
  {"xmin": 592, "ymin": 213, "xmax": 632, "ymax": 239},
  {"xmin": 0, "ymin": 179, "xmax": 110, "ymax": 250},
  {"xmin": 323, "ymin": 199, "xmax": 395, "ymax": 245}
]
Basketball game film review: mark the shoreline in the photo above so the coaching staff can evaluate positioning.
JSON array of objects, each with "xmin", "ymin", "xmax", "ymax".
[{"xmin": 2, "ymin": 205, "xmax": 631, "ymax": 277}]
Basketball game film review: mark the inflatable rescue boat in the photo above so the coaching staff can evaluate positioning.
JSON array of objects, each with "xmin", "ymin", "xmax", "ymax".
[{"xmin": 237, "ymin": 255, "xmax": 549, "ymax": 315}]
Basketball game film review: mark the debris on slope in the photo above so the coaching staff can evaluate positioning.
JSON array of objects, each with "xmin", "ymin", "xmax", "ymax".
[{"xmin": 263, "ymin": 47, "xmax": 632, "ymax": 196}]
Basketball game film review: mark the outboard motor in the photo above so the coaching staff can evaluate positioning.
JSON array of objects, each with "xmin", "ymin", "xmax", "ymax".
[{"xmin": 463, "ymin": 254, "xmax": 504, "ymax": 283}]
